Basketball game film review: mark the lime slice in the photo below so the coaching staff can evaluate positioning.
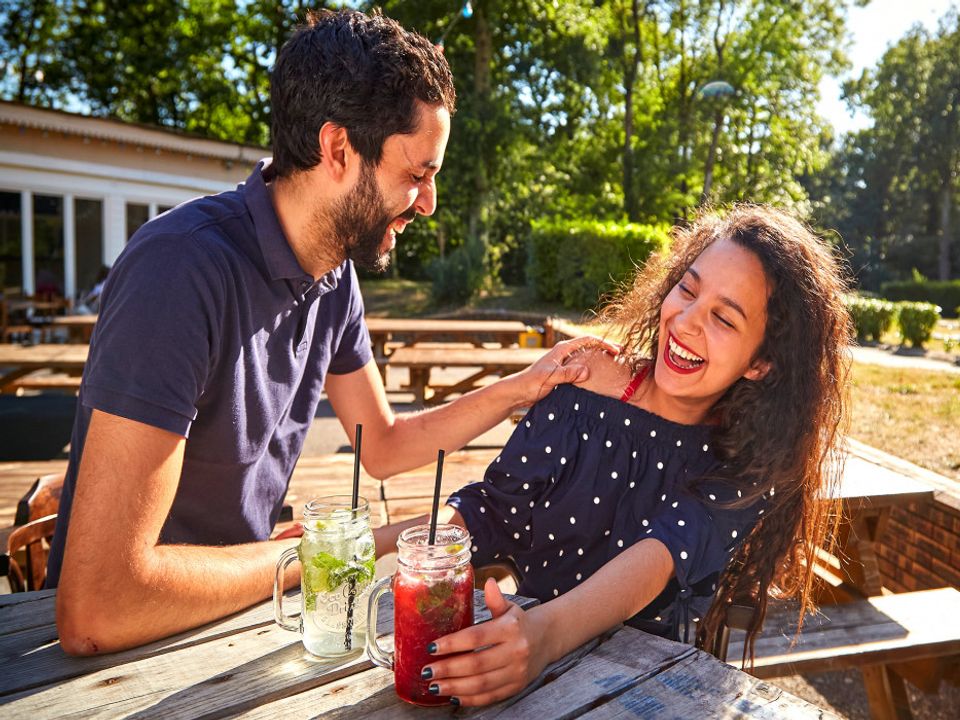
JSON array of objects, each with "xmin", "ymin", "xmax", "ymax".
[{"xmin": 445, "ymin": 543, "xmax": 465, "ymax": 554}]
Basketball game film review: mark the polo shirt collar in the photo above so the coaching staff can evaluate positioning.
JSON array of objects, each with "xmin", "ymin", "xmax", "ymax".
[{"xmin": 242, "ymin": 158, "xmax": 345, "ymax": 292}]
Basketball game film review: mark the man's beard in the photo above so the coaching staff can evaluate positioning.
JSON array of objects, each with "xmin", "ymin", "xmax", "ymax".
[{"xmin": 326, "ymin": 162, "xmax": 412, "ymax": 274}]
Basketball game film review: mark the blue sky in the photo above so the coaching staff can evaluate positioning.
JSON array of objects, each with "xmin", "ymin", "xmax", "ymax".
[{"xmin": 817, "ymin": 0, "xmax": 954, "ymax": 135}]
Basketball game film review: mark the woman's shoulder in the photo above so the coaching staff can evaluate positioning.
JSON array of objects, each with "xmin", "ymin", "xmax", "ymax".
[{"xmin": 572, "ymin": 347, "xmax": 639, "ymax": 400}]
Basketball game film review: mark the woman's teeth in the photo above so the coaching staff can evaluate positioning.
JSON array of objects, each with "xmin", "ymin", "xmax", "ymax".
[{"xmin": 668, "ymin": 337, "xmax": 704, "ymax": 367}]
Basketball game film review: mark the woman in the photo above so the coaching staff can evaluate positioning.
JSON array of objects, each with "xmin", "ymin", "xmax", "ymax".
[{"xmin": 376, "ymin": 204, "xmax": 851, "ymax": 707}]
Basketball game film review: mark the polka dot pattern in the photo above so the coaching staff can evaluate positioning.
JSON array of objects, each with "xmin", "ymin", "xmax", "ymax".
[{"xmin": 444, "ymin": 383, "xmax": 759, "ymax": 643}]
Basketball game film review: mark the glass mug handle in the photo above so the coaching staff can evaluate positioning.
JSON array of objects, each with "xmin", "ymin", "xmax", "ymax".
[
  {"xmin": 274, "ymin": 546, "xmax": 300, "ymax": 632},
  {"xmin": 366, "ymin": 576, "xmax": 394, "ymax": 669}
]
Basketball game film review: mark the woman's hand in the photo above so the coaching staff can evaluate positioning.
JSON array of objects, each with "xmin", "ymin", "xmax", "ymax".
[{"xmin": 420, "ymin": 578, "xmax": 554, "ymax": 707}]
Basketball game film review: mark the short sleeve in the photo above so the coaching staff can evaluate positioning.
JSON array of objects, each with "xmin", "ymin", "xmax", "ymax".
[
  {"xmin": 81, "ymin": 233, "xmax": 224, "ymax": 437},
  {"xmin": 447, "ymin": 399, "xmax": 565, "ymax": 567},
  {"xmin": 646, "ymin": 484, "xmax": 762, "ymax": 593},
  {"xmin": 327, "ymin": 262, "xmax": 373, "ymax": 375}
]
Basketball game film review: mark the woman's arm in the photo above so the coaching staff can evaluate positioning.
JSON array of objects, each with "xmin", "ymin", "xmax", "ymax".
[
  {"xmin": 372, "ymin": 506, "xmax": 465, "ymax": 557},
  {"xmin": 420, "ymin": 537, "xmax": 675, "ymax": 707}
]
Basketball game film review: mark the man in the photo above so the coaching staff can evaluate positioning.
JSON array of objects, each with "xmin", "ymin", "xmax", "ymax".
[{"xmin": 51, "ymin": 9, "xmax": 604, "ymax": 655}]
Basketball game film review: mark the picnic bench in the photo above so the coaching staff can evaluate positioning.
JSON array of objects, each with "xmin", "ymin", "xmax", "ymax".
[
  {"xmin": 0, "ymin": 344, "xmax": 88, "ymax": 394},
  {"xmin": 727, "ymin": 587, "xmax": 960, "ymax": 720},
  {"xmin": 384, "ymin": 346, "xmax": 548, "ymax": 405},
  {"xmin": 365, "ymin": 317, "xmax": 532, "ymax": 360},
  {"xmin": 0, "ymin": 588, "xmax": 834, "ymax": 718}
]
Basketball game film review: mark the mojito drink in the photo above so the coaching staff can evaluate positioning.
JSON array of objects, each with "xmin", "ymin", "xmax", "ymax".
[{"xmin": 297, "ymin": 499, "xmax": 375, "ymax": 657}]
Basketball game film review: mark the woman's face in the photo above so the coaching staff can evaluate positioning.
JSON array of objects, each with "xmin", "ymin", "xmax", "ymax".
[{"xmin": 650, "ymin": 237, "xmax": 771, "ymax": 422}]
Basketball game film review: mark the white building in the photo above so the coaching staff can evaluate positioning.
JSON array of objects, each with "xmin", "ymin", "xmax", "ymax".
[{"xmin": 0, "ymin": 100, "xmax": 266, "ymax": 300}]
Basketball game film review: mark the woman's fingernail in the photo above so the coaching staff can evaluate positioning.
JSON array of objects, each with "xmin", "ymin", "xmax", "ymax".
[
  {"xmin": 450, "ymin": 697, "xmax": 461, "ymax": 706},
  {"xmin": 421, "ymin": 667, "xmax": 433, "ymax": 680},
  {"xmin": 428, "ymin": 683, "xmax": 440, "ymax": 695},
  {"xmin": 426, "ymin": 642, "xmax": 438, "ymax": 654}
]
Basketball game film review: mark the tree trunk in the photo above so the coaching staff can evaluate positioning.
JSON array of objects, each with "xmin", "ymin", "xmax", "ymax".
[
  {"xmin": 938, "ymin": 181, "xmax": 952, "ymax": 281},
  {"xmin": 467, "ymin": 5, "xmax": 492, "ymax": 249},
  {"xmin": 700, "ymin": 108, "xmax": 723, "ymax": 205}
]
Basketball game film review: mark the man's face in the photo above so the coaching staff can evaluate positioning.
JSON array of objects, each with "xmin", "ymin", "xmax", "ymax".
[{"xmin": 330, "ymin": 102, "xmax": 450, "ymax": 273}]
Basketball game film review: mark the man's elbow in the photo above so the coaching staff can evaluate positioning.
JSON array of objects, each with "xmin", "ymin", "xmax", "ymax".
[{"xmin": 56, "ymin": 576, "xmax": 136, "ymax": 656}]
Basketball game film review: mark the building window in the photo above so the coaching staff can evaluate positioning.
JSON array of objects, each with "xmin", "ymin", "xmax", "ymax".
[
  {"xmin": 0, "ymin": 191, "xmax": 22, "ymax": 294},
  {"xmin": 126, "ymin": 202, "xmax": 150, "ymax": 241},
  {"xmin": 34, "ymin": 194, "xmax": 64, "ymax": 298},
  {"xmin": 76, "ymin": 198, "xmax": 104, "ymax": 301}
]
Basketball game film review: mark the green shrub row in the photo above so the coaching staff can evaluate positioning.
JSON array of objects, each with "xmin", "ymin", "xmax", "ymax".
[
  {"xmin": 844, "ymin": 295, "xmax": 942, "ymax": 348},
  {"xmin": 527, "ymin": 219, "xmax": 670, "ymax": 310},
  {"xmin": 881, "ymin": 280, "xmax": 960, "ymax": 319}
]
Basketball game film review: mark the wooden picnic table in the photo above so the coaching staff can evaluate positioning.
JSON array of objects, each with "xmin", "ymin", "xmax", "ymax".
[
  {"xmin": 365, "ymin": 317, "xmax": 531, "ymax": 360},
  {"xmin": 385, "ymin": 346, "xmax": 548, "ymax": 405},
  {"xmin": 0, "ymin": 344, "xmax": 88, "ymax": 394},
  {"xmin": 0, "ymin": 588, "xmax": 832, "ymax": 718},
  {"xmin": 49, "ymin": 314, "xmax": 98, "ymax": 343}
]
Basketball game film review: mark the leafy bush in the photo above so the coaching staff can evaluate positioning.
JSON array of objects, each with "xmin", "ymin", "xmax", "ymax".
[
  {"xmin": 844, "ymin": 295, "xmax": 898, "ymax": 342},
  {"xmin": 428, "ymin": 236, "xmax": 487, "ymax": 304},
  {"xmin": 881, "ymin": 279, "xmax": 960, "ymax": 319},
  {"xmin": 527, "ymin": 219, "xmax": 670, "ymax": 310},
  {"xmin": 896, "ymin": 302, "xmax": 941, "ymax": 348}
]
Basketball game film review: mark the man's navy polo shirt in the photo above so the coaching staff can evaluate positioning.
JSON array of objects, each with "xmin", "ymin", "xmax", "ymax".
[{"xmin": 46, "ymin": 160, "xmax": 372, "ymax": 587}]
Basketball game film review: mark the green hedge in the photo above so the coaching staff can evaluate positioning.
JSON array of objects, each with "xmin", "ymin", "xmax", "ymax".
[
  {"xmin": 844, "ymin": 296, "xmax": 897, "ymax": 342},
  {"xmin": 896, "ymin": 301, "xmax": 941, "ymax": 348},
  {"xmin": 881, "ymin": 280, "xmax": 960, "ymax": 319},
  {"xmin": 527, "ymin": 219, "xmax": 670, "ymax": 310}
]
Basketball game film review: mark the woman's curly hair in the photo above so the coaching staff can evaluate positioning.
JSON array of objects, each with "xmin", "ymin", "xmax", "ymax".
[{"xmin": 600, "ymin": 204, "xmax": 853, "ymax": 663}]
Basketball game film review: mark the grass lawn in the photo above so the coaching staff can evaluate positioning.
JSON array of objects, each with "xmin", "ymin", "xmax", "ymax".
[
  {"xmin": 359, "ymin": 279, "xmax": 960, "ymax": 482},
  {"xmin": 849, "ymin": 363, "xmax": 960, "ymax": 481}
]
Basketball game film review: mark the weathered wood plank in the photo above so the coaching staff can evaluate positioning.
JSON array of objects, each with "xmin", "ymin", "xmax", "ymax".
[
  {"xmin": 2, "ymin": 591, "xmax": 535, "ymax": 718},
  {"xmin": 461, "ymin": 627, "xmax": 696, "ymax": 720},
  {"xmin": 2, "ymin": 620, "xmax": 370, "ymax": 719},
  {"xmin": 580, "ymin": 648, "xmax": 838, "ymax": 720},
  {"xmin": 0, "ymin": 595, "xmax": 278, "ymax": 696},
  {"xmin": 728, "ymin": 587, "xmax": 960, "ymax": 678}
]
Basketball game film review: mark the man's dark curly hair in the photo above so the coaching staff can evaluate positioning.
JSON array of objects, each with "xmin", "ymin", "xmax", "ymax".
[{"xmin": 270, "ymin": 9, "xmax": 456, "ymax": 177}]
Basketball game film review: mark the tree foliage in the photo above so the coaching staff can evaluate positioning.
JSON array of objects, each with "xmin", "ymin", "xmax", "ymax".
[
  {"xmin": 4, "ymin": 1, "xmax": 903, "ymax": 298},
  {"xmin": 808, "ymin": 9, "xmax": 960, "ymax": 285}
]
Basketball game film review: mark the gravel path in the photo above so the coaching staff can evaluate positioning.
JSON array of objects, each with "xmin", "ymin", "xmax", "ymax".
[
  {"xmin": 852, "ymin": 345, "xmax": 960, "ymax": 374},
  {"xmin": 775, "ymin": 670, "xmax": 960, "ymax": 719}
]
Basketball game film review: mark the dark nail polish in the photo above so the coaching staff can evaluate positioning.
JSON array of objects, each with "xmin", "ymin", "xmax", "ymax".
[
  {"xmin": 421, "ymin": 667, "xmax": 433, "ymax": 680},
  {"xmin": 450, "ymin": 697, "xmax": 461, "ymax": 706},
  {"xmin": 426, "ymin": 642, "xmax": 438, "ymax": 654},
  {"xmin": 428, "ymin": 683, "xmax": 440, "ymax": 695}
]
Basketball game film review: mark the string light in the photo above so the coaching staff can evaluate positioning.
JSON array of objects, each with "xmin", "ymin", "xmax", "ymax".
[{"xmin": 435, "ymin": 2, "xmax": 474, "ymax": 51}]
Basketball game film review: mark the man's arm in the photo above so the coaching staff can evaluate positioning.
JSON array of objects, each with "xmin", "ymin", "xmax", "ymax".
[
  {"xmin": 56, "ymin": 409, "xmax": 300, "ymax": 656},
  {"xmin": 324, "ymin": 336, "xmax": 617, "ymax": 479}
]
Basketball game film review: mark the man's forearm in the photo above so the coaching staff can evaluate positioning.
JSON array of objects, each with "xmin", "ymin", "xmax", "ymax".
[{"xmin": 57, "ymin": 537, "xmax": 299, "ymax": 655}]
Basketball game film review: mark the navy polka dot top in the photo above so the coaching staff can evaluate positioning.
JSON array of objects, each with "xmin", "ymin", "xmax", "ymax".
[{"xmin": 447, "ymin": 383, "xmax": 766, "ymax": 643}]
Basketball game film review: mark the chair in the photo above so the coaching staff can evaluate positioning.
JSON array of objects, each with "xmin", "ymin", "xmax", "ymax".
[
  {"xmin": 710, "ymin": 603, "xmax": 758, "ymax": 663},
  {"xmin": 2, "ymin": 515, "xmax": 57, "ymax": 592},
  {"xmin": 1, "ymin": 472, "xmax": 65, "ymax": 592},
  {"xmin": 16, "ymin": 472, "xmax": 65, "ymax": 525}
]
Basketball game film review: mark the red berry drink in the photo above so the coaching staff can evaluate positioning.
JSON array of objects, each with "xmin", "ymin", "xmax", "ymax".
[
  {"xmin": 393, "ymin": 561, "xmax": 474, "ymax": 705},
  {"xmin": 366, "ymin": 524, "xmax": 474, "ymax": 707}
]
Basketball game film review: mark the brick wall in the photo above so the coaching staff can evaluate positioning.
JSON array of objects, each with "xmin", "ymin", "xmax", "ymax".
[{"xmin": 877, "ymin": 495, "xmax": 960, "ymax": 592}]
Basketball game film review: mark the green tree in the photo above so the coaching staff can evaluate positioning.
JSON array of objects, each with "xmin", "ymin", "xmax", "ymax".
[{"xmin": 813, "ymin": 9, "xmax": 960, "ymax": 283}]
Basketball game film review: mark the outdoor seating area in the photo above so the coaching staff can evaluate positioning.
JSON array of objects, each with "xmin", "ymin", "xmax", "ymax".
[{"xmin": 3, "ymin": 435, "xmax": 959, "ymax": 717}]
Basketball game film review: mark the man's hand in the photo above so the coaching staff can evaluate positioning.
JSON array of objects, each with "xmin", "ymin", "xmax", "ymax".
[
  {"xmin": 418, "ymin": 578, "xmax": 553, "ymax": 707},
  {"xmin": 506, "ymin": 335, "xmax": 620, "ymax": 409}
]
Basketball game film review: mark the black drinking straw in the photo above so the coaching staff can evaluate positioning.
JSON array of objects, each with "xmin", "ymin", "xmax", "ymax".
[
  {"xmin": 344, "ymin": 423, "xmax": 362, "ymax": 650},
  {"xmin": 428, "ymin": 449, "xmax": 445, "ymax": 545}
]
